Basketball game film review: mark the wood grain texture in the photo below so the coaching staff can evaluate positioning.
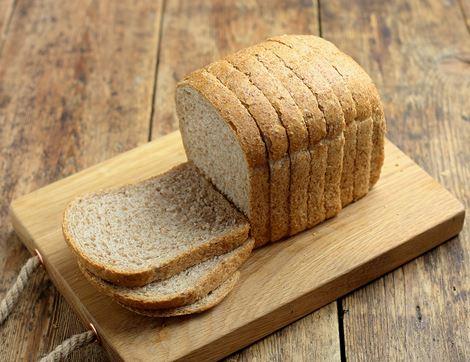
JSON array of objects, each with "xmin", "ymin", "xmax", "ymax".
[
  {"xmin": 10, "ymin": 132, "xmax": 465, "ymax": 361},
  {"xmin": 321, "ymin": 0, "xmax": 470, "ymax": 360},
  {"xmin": 225, "ymin": 303, "xmax": 340, "ymax": 362},
  {"xmin": 0, "ymin": 0, "xmax": 163, "ymax": 360},
  {"xmin": 151, "ymin": 1, "xmax": 342, "ymax": 360},
  {"xmin": 0, "ymin": 0, "xmax": 15, "ymax": 51},
  {"xmin": 458, "ymin": 0, "xmax": 470, "ymax": 32}
]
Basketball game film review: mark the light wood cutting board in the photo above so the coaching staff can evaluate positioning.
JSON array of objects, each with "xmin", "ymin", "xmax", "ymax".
[{"xmin": 10, "ymin": 131, "xmax": 465, "ymax": 361}]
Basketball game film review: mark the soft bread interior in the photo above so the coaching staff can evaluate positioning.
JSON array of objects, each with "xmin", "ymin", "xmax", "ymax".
[{"xmin": 176, "ymin": 84, "xmax": 250, "ymax": 217}]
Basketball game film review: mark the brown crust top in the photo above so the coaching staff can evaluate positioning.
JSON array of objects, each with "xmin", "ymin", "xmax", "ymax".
[
  {"xmin": 262, "ymin": 40, "xmax": 345, "ymax": 139},
  {"xmin": 269, "ymin": 36, "xmax": 357, "ymax": 127},
  {"xmin": 226, "ymin": 47, "xmax": 309, "ymax": 153},
  {"xmin": 206, "ymin": 60, "xmax": 289, "ymax": 161},
  {"xmin": 295, "ymin": 35, "xmax": 385, "ymax": 187},
  {"xmin": 294, "ymin": 35, "xmax": 373, "ymax": 122},
  {"xmin": 256, "ymin": 43, "xmax": 327, "ymax": 145},
  {"xmin": 178, "ymin": 69, "xmax": 267, "ymax": 169}
]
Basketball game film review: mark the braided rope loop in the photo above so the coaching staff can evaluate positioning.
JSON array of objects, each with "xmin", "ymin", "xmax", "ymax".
[
  {"xmin": 0, "ymin": 255, "xmax": 41, "ymax": 325},
  {"xmin": 39, "ymin": 330, "xmax": 96, "ymax": 362},
  {"xmin": 1, "ymin": 253, "xmax": 97, "ymax": 359}
]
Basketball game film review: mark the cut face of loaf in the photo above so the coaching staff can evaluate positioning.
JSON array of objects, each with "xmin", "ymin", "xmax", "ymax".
[
  {"xmin": 177, "ymin": 35, "xmax": 385, "ymax": 245},
  {"xmin": 205, "ymin": 59, "xmax": 291, "ymax": 243},
  {"xmin": 176, "ymin": 70, "xmax": 271, "ymax": 246},
  {"xmin": 63, "ymin": 162, "xmax": 250, "ymax": 287}
]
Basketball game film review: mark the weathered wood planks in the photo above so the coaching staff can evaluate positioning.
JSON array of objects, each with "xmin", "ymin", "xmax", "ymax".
[
  {"xmin": 0, "ymin": 1, "xmax": 163, "ymax": 360},
  {"xmin": 321, "ymin": 0, "xmax": 470, "ymax": 360}
]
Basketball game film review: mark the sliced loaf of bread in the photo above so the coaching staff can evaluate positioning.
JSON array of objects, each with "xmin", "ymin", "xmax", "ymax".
[
  {"xmin": 261, "ymin": 39, "xmax": 346, "ymax": 219},
  {"xmin": 255, "ymin": 43, "xmax": 328, "ymax": 228},
  {"xmin": 177, "ymin": 35, "xmax": 385, "ymax": 244},
  {"xmin": 119, "ymin": 272, "xmax": 240, "ymax": 317},
  {"xmin": 78, "ymin": 239, "xmax": 253, "ymax": 309},
  {"xmin": 294, "ymin": 35, "xmax": 385, "ymax": 194},
  {"xmin": 270, "ymin": 36, "xmax": 358, "ymax": 208},
  {"xmin": 63, "ymin": 162, "xmax": 250, "ymax": 287}
]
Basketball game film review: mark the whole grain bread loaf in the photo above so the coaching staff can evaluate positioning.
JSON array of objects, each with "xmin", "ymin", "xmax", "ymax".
[{"xmin": 177, "ymin": 35, "xmax": 385, "ymax": 245}]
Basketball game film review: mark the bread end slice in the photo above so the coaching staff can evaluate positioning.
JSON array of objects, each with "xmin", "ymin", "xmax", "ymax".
[
  {"xmin": 78, "ymin": 239, "xmax": 253, "ymax": 309},
  {"xmin": 119, "ymin": 272, "xmax": 240, "ymax": 317}
]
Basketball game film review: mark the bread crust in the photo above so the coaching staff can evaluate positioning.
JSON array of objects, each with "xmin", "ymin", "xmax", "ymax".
[
  {"xmin": 263, "ymin": 40, "xmax": 345, "ymax": 219},
  {"xmin": 272, "ymin": 36, "xmax": 359, "ymax": 208},
  {"xmin": 62, "ymin": 163, "xmax": 250, "ymax": 287},
  {"xmin": 206, "ymin": 60, "xmax": 290, "ymax": 243},
  {"xmin": 79, "ymin": 239, "xmax": 253, "ymax": 309},
  {"xmin": 119, "ymin": 272, "xmax": 240, "ymax": 317},
  {"xmin": 295, "ymin": 36, "xmax": 385, "ymax": 199},
  {"xmin": 296, "ymin": 36, "xmax": 372, "ymax": 201},
  {"xmin": 252, "ymin": 43, "xmax": 327, "ymax": 230},
  {"xmin": 226, "ymin": 46, "xmax": 310, "ymax": 236},
  {"xmin": 178, "ymin": 69, "xmax": 270, "ymax": 245}
]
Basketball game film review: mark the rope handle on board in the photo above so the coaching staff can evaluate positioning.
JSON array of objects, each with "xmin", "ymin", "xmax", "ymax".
[{"xmin": 0, "ymin": 249, "xmax": 101, "ymax": 361}]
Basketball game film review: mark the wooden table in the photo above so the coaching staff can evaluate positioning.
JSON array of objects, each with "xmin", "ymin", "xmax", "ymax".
[{"xmin": 0, "ymin": 1, "xmax": 468, "ymax": 360}]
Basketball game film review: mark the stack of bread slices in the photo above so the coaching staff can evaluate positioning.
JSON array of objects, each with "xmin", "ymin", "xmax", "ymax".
[
  {"xmin": 64, "ymin": 163, "xmax": 254, "ymax": 316},
  {"xmin": 63, "ymin": 35, "xmax": 385, "ymax": 317}
]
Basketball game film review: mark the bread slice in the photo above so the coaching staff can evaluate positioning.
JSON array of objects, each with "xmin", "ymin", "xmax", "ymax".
[
  {"xmin": 294, "ymin": 36, "xmax": 372, "ymax": 201},
  {"xmin": 270, "ymin": 36, "xmax": 359, "ymax": 208},
  {"xmin": 63, "ymin": 162, "xmax": 249, "ymax": 287},
  {"xmin": 119, "ymin": 272, "xmax": 240, "ymax": 317},
  {"xmin": 78, "ymin": 239, "xmax": 253, "ymax": 309},
  {"xmin": 253, "ymin": 44, "xmax": 328, "ymax": 229},
  {"xmin": 176, "ymin": 69, "xmax": 270, "ymax": 246},
  {"xmin": 206, "ymin": 60, "xmax": 290, "ymax": 243},
  {"xmin": 294, "ymin": 35, "xmax": 385, "ymax": 197},
  {"xmin": 225, "ymin": 47, "xmax": 311, "ymax": 236},
  {"xmin": 262, "ymin": 40, "xmax": 346, "ymax": 219}
]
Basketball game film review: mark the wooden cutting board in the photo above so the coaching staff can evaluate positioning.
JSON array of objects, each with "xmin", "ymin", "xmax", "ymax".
[{"xmin": 10, "ymin": 131, "xmax": 465, "ymax": 361}]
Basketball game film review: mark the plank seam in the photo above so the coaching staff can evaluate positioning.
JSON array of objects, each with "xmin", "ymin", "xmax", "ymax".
[
  {"xmin": 317, "ymin": 0, "xmax": 323, "ymax": 37},
  {"xmin": 337, "ymin": 299, "xmax": 347, "ymax": 362},
  {"xmin": 148, "ymin": 0, "xmax": 167, "ymax": 142}
]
